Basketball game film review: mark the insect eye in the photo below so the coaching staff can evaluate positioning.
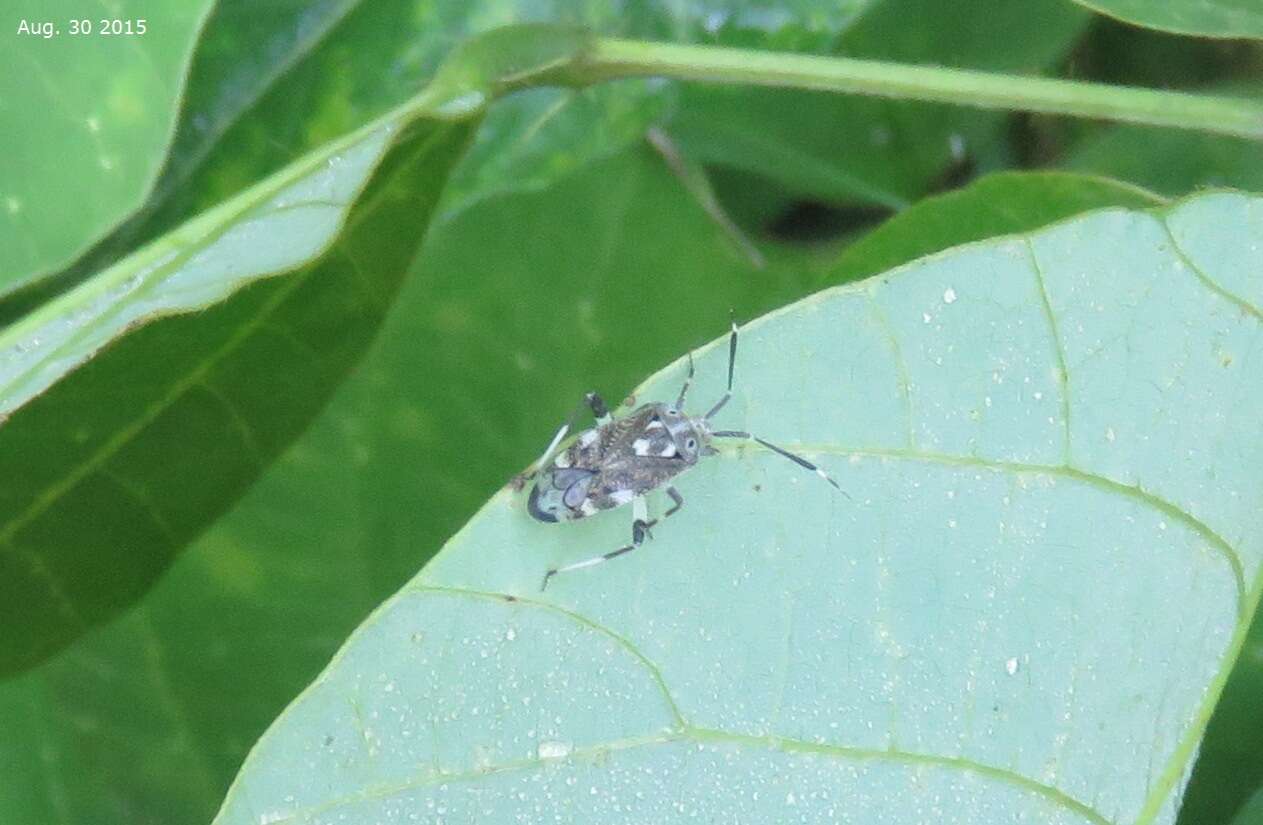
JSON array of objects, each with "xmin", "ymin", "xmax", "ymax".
[
  {"xmin": 666, "ymin": 408, "xmax": 679, "ymax": 417},
  {"xmin": 686, "ymin": 438, "xmax": 697, "ymax": 450}
]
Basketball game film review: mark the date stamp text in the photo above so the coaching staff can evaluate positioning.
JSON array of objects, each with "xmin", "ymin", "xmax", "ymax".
[{"xmin": 17, "ymin": 18, "xmax": 148, "ymax": 38}]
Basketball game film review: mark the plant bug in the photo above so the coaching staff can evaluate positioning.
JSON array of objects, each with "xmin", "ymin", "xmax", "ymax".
[{"xmin": 523, "ymin": 320, "xmax": 847, "ymax": 590}]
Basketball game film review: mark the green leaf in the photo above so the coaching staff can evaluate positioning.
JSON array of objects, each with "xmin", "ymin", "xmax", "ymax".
[
  {"xmin": 0, "ymin": 0, "xmax": 211, "ymax": 290},
  {"xmin": 215, "ymin": 191, "xmax": 1263, "ymax": 824},
  {"xmin": 1229, "ymin": 786, "xmax": 1263, "ymax": 825},
  {"xmin": 1072, "ymin": 0, "xmax": 1263, "ymax": 40},
  {"xmin": 822, "ymin": 171, "xmax": 1166, "ymax": 286},
  {"xmin": 0, "ymin": 97, "xmax": 478, "ymax": 676},
  {"xmin": 668, "ymin": 0, "xmax": 1091, "ymax": 210},
  {"xmin": 1065, "ymin": 124, "xmax": 1263, "ymax": 197}
]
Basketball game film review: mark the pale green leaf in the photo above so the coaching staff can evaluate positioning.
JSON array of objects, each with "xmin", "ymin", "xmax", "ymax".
[
  {"xmin": 0, "ymin": 0, "xmax": 211, "ymax": 289},
  {"xmin": 215, "ymin": 192, "xmax": 1263, "ymax": 825},
  {"xmin": 1073, "ymin": 0, "xmax": 1263, "ymax": 39}
]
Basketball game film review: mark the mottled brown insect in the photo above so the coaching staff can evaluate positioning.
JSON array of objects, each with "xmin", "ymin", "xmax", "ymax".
[{"xmin": 524, "ymin": 321, "xmax": 844, "ymax": 590}]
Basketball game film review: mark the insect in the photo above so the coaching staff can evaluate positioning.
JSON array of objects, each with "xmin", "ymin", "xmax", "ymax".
[{"xmin": 525, "ymin": 320, "xmax": 845, "ymax": 590}]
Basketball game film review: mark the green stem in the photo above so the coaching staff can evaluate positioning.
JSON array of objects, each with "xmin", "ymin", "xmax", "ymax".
[{"xmin": 568, "ymin": 37, "xmax": 1263, "ymax": 141}]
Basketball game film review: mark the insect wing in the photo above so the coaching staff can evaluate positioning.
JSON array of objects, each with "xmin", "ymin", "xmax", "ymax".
[
  {"xmin": 558, "ymin": 469, "xmax": 597, "ymax": 509},
  {"xmin": 530, "ymin": 466, "xmax": 598, "ymax": 522}
]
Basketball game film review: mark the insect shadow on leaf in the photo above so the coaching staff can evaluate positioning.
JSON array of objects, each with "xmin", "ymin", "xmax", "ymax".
[{"xmin": 524, "ymin": 319, "xmax": 849, "ymax": 590}]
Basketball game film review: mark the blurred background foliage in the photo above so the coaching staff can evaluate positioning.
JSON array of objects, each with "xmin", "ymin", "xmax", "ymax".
[{"xmin": 1, "ymin": 1, "xmax": 1261, "ymax": 823}]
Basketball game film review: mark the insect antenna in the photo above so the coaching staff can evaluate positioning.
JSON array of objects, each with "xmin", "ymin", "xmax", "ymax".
[
  {"xmin": 711, "ymin": 430, "xmax": 850, "ymax": 497},
  {"xmin": 676, "ymin": 351, "xmax": 695, "ymax": 410},
  {"xmin": 704, "ymin": 319, "xmax": 739, "ymax": 420}
]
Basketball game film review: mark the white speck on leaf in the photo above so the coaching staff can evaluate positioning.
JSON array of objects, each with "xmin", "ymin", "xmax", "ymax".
[{"xmin": 538, "ymin": 740, "xmax": 572, "ymax": 760}]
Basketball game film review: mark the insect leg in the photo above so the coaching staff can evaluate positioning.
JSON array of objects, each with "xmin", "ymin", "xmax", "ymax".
[
  {"xmin": 664, "ymin": 486, "xmax": 684, "ymax": 518},
  {"xmin": 711, "ymin": 430, "xmax": 850, "ymax": 496},
  {"xmin": 633, "ymin": 496, "xmax": 652, "ymax": 536},
  {"xmin": 704, "ymin": 319, "xmax": 739, "ymax": 420},
  {"xmin": 540, "ymin": 512, "xmax": 659, "ymax": 590},
  {"xmin": 675, "ymin": 352, "xmax": 695, "ymax": 410},
  {"xmin": 586, "ymin": 392, "xmax": 611, "ymax": 426}
]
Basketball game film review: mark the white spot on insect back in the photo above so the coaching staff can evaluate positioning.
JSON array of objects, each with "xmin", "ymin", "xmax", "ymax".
[
  {"xmin": 578, "ymin": 430, "xmax": 598, "ymax": 448},
  {"xmin": 633, "ymin": 438, "xmax": 652, "ymax": 456},
  {"xmin": 645, "ymin": 419, "xmax": 665, "ymax": 431},
  {"xmin": 657, "ymin": 442, "xmax": 677, "ymax": 458}
]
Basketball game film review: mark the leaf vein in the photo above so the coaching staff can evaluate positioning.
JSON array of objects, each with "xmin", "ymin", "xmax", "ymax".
[
  {"xmin": 98, "ymin": 466, "xmax": 180, "ymax": 543},
  {"xmin": 1023, "ymin": 238, "xmax": 1074, "ymax": 464},
  {"xmin": 1160, "ymin": 216, "xmax": 1263, "ymax": 322},
  {"xmin": 865, "ymin": 290, "xmax": 915, "ymax": 448},
  {"xmin": 193, "ymin": 380, "xmax": 266, "ymax": 469},
  {"xmin": 256, "ymin": 727, "xmax": 1113, "ymax": 825},
  {"xmin": 721, "ymin": 444, "xmax": 1246, "ymax": 612},
  {"xmin": 410, "ymin": 585, "xmax": 686, "ymax": 729},
  {"xmin": 0, "ymin": 536, "xmax": 84, "ymax": 628}
]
